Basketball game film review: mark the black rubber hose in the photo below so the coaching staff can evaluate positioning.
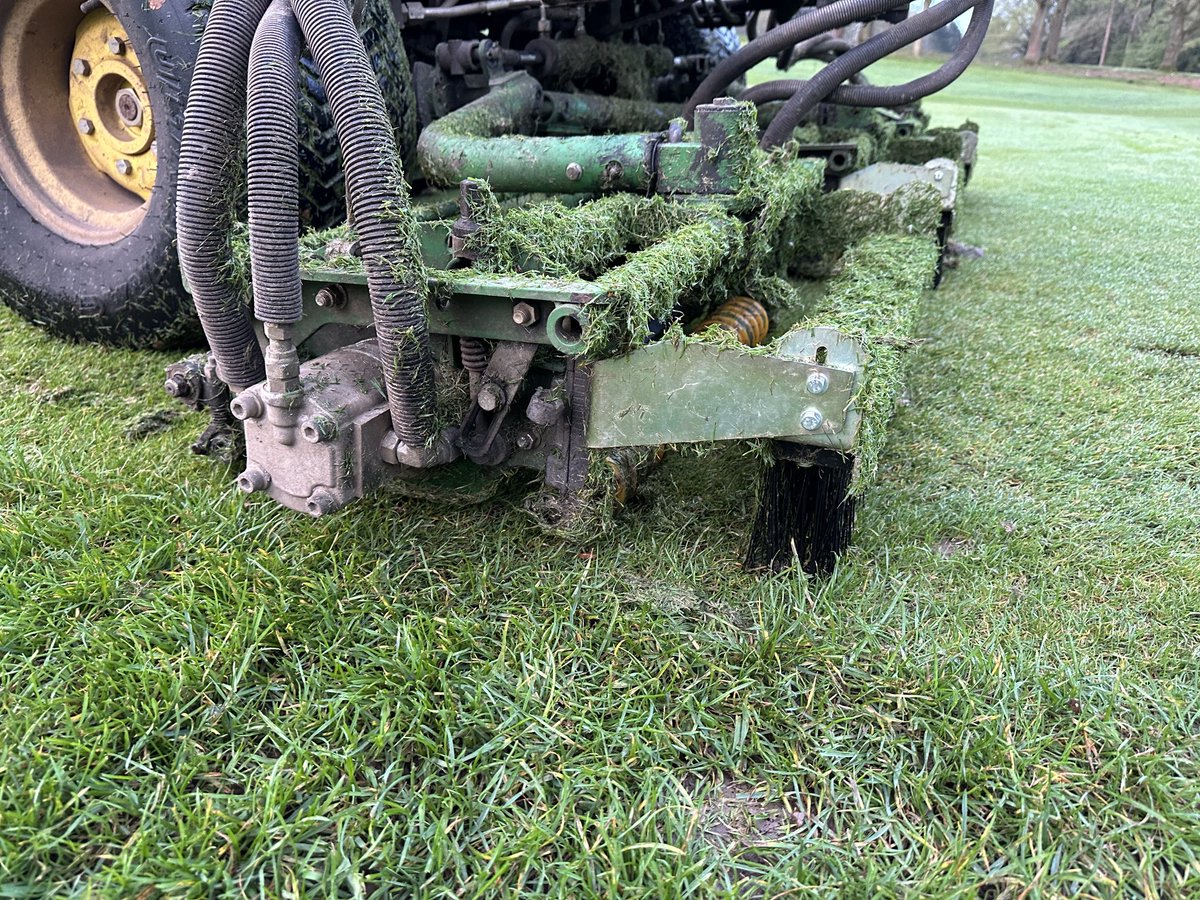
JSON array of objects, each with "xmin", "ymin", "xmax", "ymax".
[
  {"xmin": 762, "ymin": 0, "xmax": 981, "ymax": 146},
  {"xmin": 683, "ymin": 0, "xmax": 909, "ymax": 121},
  {"xmin": 292, "ymin": 0, "xmax": 436, "ymax": 449},
  {"xmin": 739, "ymin": 78, "xmax": 808, "ymax": 104},
  {"xmin": 176, "ymin": 0, "xmax": 273, "ymax": 392},
  {"xmin": 247, "ymin": 0, "xmax": 303, "ymax": 327},
  {"xmin": 805, "ymin": 0, "xmax": 993, "ymax": 108}
]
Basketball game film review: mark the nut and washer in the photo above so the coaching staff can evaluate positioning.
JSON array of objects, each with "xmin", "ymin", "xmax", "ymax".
[
  {"xmin": 805, "ymin": 372, "xmax": 829, "ymax": 396},
  {"xmin": 512, "ymin": 301, "xmax": 537, "ymax": 327},
  {"xmin": 163, "ymin": 373, "xmax": 191, "ymax": 399},
  {"xmin": 314, "ymin": 285, "xmax": 346, "ymax": 309},
  {"xmin": 800, "ymin": 408, "xmax": 825, "ymax": 432}
]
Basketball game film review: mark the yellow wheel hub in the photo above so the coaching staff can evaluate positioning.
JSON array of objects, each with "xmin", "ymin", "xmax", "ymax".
[{"xmin": 68, "ymin": 9, "xmax": 156, "ymax": 201}]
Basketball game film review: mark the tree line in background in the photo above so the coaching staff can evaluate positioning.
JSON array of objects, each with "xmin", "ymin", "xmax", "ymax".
[{"xmin": 993, "ymin": 0, "xmax": 1200, "ymax": 70}]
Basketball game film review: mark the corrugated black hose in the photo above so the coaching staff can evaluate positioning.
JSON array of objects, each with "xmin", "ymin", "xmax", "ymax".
[
  {"xmin": 176, "ymin": 0, "xmax": 274, "ymax": 393},
  {"xmin": 683, "ymin": 0, "xmax": 911, "ymax": 122},
  {"xmin": 761, "ymin": 0, "xmax": 983, "ymax": 147},
  {"xmin": 805, "ymin": 0, "xmax": 994, "ymax": 109},
  {"xmin": 247, "ymin": 0, "xmax": 304, "ymax": 327},
  {"xmin": 745, "ymin": 0, "xmax": 992, "ymax": 114},
  {"xmin": 291, "ymin": 0, "xmax": 437, "ymax": 451}
]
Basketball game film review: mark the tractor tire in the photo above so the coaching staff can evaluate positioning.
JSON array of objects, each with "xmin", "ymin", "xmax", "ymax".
[
  {"xmin": 0, "ymin": 0, "xmax": 416, "ymax": 350},
  {"xmin": 0, "ymin": 0, "xmax": 203, "ymax": 348}
]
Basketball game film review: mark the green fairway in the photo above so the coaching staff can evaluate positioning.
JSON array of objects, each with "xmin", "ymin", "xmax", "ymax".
[{"xmin": 2, "ymin": 60, "xmax": 1200, "ymax": 896}]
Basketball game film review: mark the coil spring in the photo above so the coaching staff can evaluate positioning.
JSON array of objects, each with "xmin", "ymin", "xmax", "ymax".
[
  {"xmin": 460, "ymin": 337, "xmax": 490, "ymax": 374},
  {"xmin": 694, "ymin": 296, "xmax": 770, "ymax": 347}
]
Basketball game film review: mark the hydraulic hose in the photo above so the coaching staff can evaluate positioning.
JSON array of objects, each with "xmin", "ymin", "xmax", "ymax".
[
  {"xmin": 761, "ymin": 0, "xmax": 982, "ymax": 146},
  {"xmin": 805, "ymin": 0, "xmax": 993, "ymax": 108},
  {"xmin": 247, "ymin": 0, "xmax": 303, "ymax": 327},
  {"xmin": 292, "ymin": 0, "xmax": 437, "ymax": 451},
  {"xmin": 683, "ymin": 0, "xmax": 910, "ymax": 122},
  {"xmin": 176, "ymin": 0, "xmax": 273, "ymax": 392}
]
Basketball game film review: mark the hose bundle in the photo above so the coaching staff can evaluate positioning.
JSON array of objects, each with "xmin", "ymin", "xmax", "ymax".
[
  {"xmin": 178, "ymin": 0, "xmax": 437, "ymax": 452},
  {"xmin": 760, "ymin": 0, "xmax": 993, "ymax": 147},
  {"xmin": 176, "ymin": 0, "xmax": 275, "ymax": 392}
]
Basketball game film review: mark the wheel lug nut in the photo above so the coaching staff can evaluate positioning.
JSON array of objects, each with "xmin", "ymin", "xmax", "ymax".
[
  {"xmin": 115, "ymin": 160, "xmax": 133, "ymax": 176},
  {"xmin": 77, "ymin": 118, "xmax": 95, "ymax": 136},
  {"xmin": 71, "ymin": 58, "xmax": 91, "ymax": 77},
  {"xmin": 107, "ymin": 36, "xmax": 126, "ymax": 55}
]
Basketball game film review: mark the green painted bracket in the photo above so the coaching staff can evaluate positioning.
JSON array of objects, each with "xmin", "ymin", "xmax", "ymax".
[{"xmin": 586, "ymin": 327, "xmax": 864, "ymax": 450}]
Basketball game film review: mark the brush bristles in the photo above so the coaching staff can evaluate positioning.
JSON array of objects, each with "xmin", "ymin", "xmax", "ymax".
[{"xmin": 745, "ymin": 454, "xmax": 856, "ymax": 574}]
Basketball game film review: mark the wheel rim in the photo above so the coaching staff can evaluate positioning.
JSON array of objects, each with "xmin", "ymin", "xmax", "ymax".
[{"xmin": 0, "ymin": 2, "xmax": 155, "ymax": 247}]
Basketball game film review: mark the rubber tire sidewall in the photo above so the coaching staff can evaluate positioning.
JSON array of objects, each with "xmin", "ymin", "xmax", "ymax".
[{"xmin": 0, "ymin": 0, "xmax": 202, "ymax": 349}]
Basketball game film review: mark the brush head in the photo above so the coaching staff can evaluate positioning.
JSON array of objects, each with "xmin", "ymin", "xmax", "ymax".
[{"xmin": 745, "ymin": 445, "xmax": 856, "ymax": 575}]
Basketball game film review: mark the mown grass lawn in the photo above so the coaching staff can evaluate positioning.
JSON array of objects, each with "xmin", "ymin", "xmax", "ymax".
[{"xmin": 2, "ymin": 59, "xmax": 1199, "ymax": 897}]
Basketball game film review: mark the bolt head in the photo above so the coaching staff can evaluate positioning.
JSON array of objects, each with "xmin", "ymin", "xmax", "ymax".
[
  {"xmin": 71, "ymin": 58, "xmax": 91, "ymax": 77},
  {"xmin": 477, "ymin": 383, "xmax": 504, "ymax": 412},
  {"xmin": 77, "ymin": 118, "xmax": 95, "ymax": 136},
  {"xmin": 806, "ymin": 372, "xmax": 830, "ymax": 396},
  {"xmin": 934, "ymin": 170, "xmax": 945, "ymax": 182},
  {"xmin": 800, "ymin": 408, "xmax": 825, "ymax": 432},
  {"xmin": 512, "ymin": 301, "xmax": 537, "ymax": 327},
  {"xmin": 107, "ymin": 36, "xmax": 125, "ymax": 55},
  {"xmin": 516, "ymin": 432, "xmax": 536, "ymax": 452},
  {"xmin": 237, "ymin": 467, "xmax": 271, "ymax": 494},
  {"xmin": 314, "ymin": 286, "xmax": 345, "ymax": 309},
  {"xmin": 565, "ymin": 162, "xmax": 583, "ymax": 181},
  {"xmin": 164, "ymin": 373, "xmax": 190, "ymax": 398},
  {"xmin": 115, "ymin": 159, "xmax": 133, "ymax": 176},
  {"xmin": 115, "ymin": 88, "xmax": 143, "ymax": 127}
]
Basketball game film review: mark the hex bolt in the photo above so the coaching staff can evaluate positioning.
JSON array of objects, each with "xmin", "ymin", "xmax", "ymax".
[
  {"xmin": 163, "ymin": 373, "xmax": 191, "ymax": 399},
  {"xmin": 314, "ymin": 285, "xmax": 346, "ymax": 309},
  {"xmin": 107, "ymin": 36, "xmax": 125, "ymax": 55},
  {"xmin": 512, "ymin": 301, "xmax": 537, "ymax": 327},
  {"xmin": 800, "ymin": 408, "xmax": 825, "ymax": 432},
  {"xmin": 71, "ymin": 59, "xmax": 91, "ymax": 77},
  {"xmin": 115, "ymin": 159, "xmax": 133, "ymax": 177},
  {"xmin": 806, "ymin": 372, "xmax": 830, "ymax": 396},
  {"xmin": 77, "ymin": 118, "xmax": 95, "ymax": 136},
  {"xmin": 237, "ymin": 467, "xmax": 271, "ymax": 495},
  {"xmin": 934, "ymin": 170, "xmax": 945, "ymax": 182},
  {"xmin": 516, "ymin": 431, "xmax": 537, "ymax": 452},
  {"xmin": 565, "ymin": 162, "xmax": 583, "ymax": 182},
  {"xmin": 477, "ymin": 383, "xmax": 505, "ymax": 412}
]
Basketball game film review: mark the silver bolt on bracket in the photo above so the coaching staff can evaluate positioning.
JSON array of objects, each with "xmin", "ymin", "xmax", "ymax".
[
  {"xmin": 806, "ymin": 372, "xmax": 829, "ymax": 396},
  {"xmin": 800, "ymin": 408, "xmax": 825, "ymax": 432}
]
